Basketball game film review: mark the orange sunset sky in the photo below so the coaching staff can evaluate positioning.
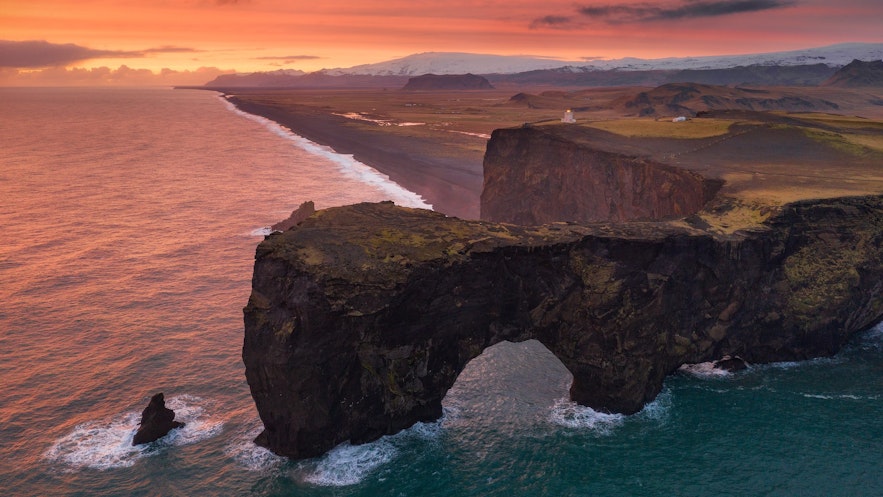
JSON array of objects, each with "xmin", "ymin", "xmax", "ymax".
[{"xmin": 2, "ymin": 0, "xmax": 882, "ymax": 85}]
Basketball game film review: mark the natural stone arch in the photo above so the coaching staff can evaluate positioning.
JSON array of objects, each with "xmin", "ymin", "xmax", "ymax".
[{"xmin": 243, "ymin": 200, "xmax": 883, "ymax": 460}]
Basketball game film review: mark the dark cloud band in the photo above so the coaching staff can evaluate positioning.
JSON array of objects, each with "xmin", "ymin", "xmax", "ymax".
[
  {"xmin": 579, "ymin": 0, "xmax": 795, "ymax": 24},
  {"xmin": 529, "ymin": 15, "xmax": 576, "ymax": 29},
  {"xmin": 0, "ymin": 40, "xmax": 196, "ymax": 68}
]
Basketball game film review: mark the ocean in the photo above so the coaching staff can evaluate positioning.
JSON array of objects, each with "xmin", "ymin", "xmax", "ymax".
[{"xmin": 0, "ymin": 87, "xmax": 880, "ymax": 496}]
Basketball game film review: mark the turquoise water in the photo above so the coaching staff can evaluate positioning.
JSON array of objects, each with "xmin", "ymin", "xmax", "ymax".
[{"xmin": 1, "ymin": 88, "xmax": 880, "ymax": 496}]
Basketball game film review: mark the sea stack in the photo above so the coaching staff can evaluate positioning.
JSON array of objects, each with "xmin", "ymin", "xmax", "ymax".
[{"xmin": 132, "ymin": 393, "xmax": 185, "ymax": 445}]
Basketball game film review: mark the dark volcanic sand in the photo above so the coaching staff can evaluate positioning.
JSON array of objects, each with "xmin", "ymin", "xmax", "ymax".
[{"xmin": 226, "ymin": 95, "xmax": 484, "ymax": 219}]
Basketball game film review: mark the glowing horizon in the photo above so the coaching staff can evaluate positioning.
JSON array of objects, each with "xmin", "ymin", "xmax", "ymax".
[{"xmin": 2, "ymin": 0, "xmax": 882, "ymax": 85}]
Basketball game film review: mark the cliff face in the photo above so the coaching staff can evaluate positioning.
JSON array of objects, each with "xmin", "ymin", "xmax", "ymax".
[
  {"xmin": 481, "ymin": 126, "xmax": 722, "ymax": 224},
  {"xmin": 243, "ymin": 198, "xmax": 883, "ymax": 459}
]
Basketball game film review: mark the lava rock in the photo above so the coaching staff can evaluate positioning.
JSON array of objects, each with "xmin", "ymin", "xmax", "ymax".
[
  {"xmin": 132, "ymin": 393, "xmax": 185, "ymax": 445},
  {"xmin": 243, "ymin": 196, "xmax": 883, "ymax": 460}
]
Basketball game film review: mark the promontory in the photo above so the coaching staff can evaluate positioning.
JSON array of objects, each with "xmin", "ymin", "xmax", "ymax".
[{"xmin": 243, "ymin": 112, "xmax": 883, "ymax": 459}]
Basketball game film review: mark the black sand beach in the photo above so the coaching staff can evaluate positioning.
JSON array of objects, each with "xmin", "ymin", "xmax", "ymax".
[{"xmin": 225, "ymin": 94, "xmax": 484, "ymax": 219}]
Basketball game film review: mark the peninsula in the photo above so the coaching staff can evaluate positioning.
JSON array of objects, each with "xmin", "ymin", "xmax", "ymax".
[{"xmin": 235, "ymin": 76, "xmax": 883, "ymax": 459}]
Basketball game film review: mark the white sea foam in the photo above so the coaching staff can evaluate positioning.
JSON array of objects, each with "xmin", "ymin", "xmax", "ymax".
[
  {"xmin": 448, "ymin": 130, "xmax": 491, "ymax": 139},
  {"xmin": 249, "ymin": 227, "xmax": 274, "ymax": 237},
  {"xmin": 801, "ymin": 393, "xmax": 877, "ymax": 401},
  {"xmin": 635, "ymin": 388, "xmax": 673, "ymax": 422},
  {"xmin": 44, "ymin": 394, "xmax": 222, "ymax": 471},
  {"xmin": 678, "ymin": 361, "xmax": 733, "ymax": 378},
  {"xmin": 220, "ymin": 96, "xmax": 432, "ymax": 211},
  {"xmin": 225, "ymin": 424, "xmax": 286, "ymax": 473},
  {"xmin": 294, "ymin": 419, "xmax": 442, "ymax": 486},
  {"xmin": 299, "ymin": 440, "xmax": 397, "ymax": 487},
  {"xmin": 162, "ymin": 394, "xmax": 224, "ymax": 445},
  {"xmin": 44, "ymin": 411, "xmax": 145, "ymax": 471},
  {"xmin": 547, "ymin": 398, "xmax": 624, "ymax": 434}
]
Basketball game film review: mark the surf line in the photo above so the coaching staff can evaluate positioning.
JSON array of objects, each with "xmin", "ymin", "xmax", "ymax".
[{"xmin": 217, "ymin": 94, "xmax": 433, "ymax": 211}]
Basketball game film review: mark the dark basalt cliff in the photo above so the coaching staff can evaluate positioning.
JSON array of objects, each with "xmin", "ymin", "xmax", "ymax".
[
  {"xmin": 481, "ymin": 126, "xmax": 722, "ymax": 224},
  {"xmin": 243, "ymin": 197, "xmax": 883, "ymax": 459}
]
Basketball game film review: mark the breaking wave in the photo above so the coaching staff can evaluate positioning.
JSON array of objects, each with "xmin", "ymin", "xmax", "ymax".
[
  {"xmin": 294, "ymin": 418, "xmax": 443, "ymax": 486},
  {"xmin": 547, "ymin": 398, "xmax": 625, "ymax": 434},
  {"xmin": 44, "ymin": 394, "xmax": 222, "ymax": 471},
  {"xmin": 678, "ymin": 361, "xmax": 734, "ymax": 378},
  {"xmin": 224, "ymin": 422, "xmax": 286, "ymax": 473},
  {"xmin": 220, "ymin": 96, "xmax": 432, "ymax": 211},
  {"xmin": 298, "ymin": 440, "xmax": 397, "ymax": 486}
]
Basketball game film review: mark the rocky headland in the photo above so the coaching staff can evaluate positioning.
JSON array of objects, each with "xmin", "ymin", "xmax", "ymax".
[{"xmin": 243, "ymin": 120, "xmax": 883, "ymax": 458}]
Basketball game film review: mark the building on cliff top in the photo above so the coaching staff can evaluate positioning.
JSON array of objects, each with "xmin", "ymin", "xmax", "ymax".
[{"xmin": 562, "ymin": 109, "xmax": 576, "ymax": 123}]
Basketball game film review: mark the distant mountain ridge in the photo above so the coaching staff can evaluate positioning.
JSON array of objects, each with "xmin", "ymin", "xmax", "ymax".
[
  {"xmin": 402, "ymin": 73, "xmax": 494, "ymax": 90},
  {"xmin": 203, "ymin": 43, "xmax": 883, "ymax": 88},
  {"xmin": 822, "ymin": 59, "xmax": 883, "ymax": 88},
  {"xmin": 323, "ymin": 43, "xmax": 883, "ymax": 76}
]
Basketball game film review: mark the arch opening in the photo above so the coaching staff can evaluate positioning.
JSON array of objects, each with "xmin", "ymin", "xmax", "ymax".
[{"xmin": 441, "ymin": 339, "xmax": 573, "ymax": 427}]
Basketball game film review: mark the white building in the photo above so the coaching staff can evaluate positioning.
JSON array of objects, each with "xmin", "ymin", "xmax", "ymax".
[
  {"xmin": 672, "ymin": 116, "xmax": 688, "ymax": 122},
  {"xmin": 562, "ymin": 109, "xmax": 576, "ymax": 123}
]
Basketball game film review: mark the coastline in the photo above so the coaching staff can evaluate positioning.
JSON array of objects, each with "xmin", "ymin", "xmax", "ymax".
[{"xmin": 218, "ymin": 91, "xmax": 484, "ymax": 219}]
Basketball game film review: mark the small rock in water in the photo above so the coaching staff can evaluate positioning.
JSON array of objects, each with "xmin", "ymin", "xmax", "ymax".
[
  {"xmin": 132, "ymin": 393, "xmax": 185, "ymax": 445},
  {"xmin": 714, "ymin": 355, "xmax": 748, "ymax": 372}
]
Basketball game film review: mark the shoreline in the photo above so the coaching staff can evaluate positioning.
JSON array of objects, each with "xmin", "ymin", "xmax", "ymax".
[{"xmin": 217, "ymin": 91, "xmax": 484, "ymax": 219}]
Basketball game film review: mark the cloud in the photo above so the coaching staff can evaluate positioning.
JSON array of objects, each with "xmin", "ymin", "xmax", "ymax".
[
  {"xmin": 578, "ymin": 0, "xmax": 796, "ymax": 24},
  {"xmin": 0, "ymin": 65, "xmax": 233, "ymax": 86},
  {"xmin": 0, "ymin": 40, "xmax": 131, "ymax": 68},
  {"xmin": 142, "ymin": 46, "xmax": 201, "ymax": 55},
  {"xmin": 255, "ymin": 54, "xmax": 322, "ymax": 62},
  {"xmin": 0, "ymin": 40, "xmax": 200, "ymax": 68},
  {"xmin": 529, "ymin": 15, "xmax": 579, "ymax": 29}
]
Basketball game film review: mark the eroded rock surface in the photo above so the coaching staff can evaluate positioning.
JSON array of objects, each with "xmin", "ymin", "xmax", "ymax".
[{"xmin": 243, "ymin": 197, "xmax": 883, "ymax": 459}]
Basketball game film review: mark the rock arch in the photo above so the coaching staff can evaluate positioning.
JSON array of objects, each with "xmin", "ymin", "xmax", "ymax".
[
  {"xmin": 243, "ymin": 199, "xmax": 883, "ymax": 459},
  {"xmin": 442, "ymin": 339, "xmax": 573, "ymax": 423}
]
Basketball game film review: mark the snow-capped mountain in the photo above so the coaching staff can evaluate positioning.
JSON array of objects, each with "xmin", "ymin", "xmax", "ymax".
[
  {"xmin": 322, "ymin": 52, "xmax": 586, "ymax": 76},
  {"xmin": 324, "ymin": 43, "xmax": 883, "ymax": 76},
  {"xmin": 577, "ymin": 43, "xmax": 883, "ymax": 72}
]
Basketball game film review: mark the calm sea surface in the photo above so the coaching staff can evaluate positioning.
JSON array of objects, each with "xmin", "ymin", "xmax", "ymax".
[{"xmin": 1, "ymin": 87, "xmax": 881, "ymax": 497}]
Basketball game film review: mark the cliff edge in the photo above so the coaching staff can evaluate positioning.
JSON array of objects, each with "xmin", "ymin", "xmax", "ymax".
[
  {"xmin": 243, "ymin": 196, "xmax": 883, "ymax": 459},
  {"xmin": 481, "ymin": 125, "xmax": 723, "ymax": 224}
]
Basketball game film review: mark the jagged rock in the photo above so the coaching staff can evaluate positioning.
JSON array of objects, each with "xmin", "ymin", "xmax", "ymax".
[
  {"xmin": 132, "ymin": 393, "xmax": 184, "ymax": 445},
  {"xmin": 243, "ymin": 196, "xmax": 883, "ymax": 459},
  {"xmin": 271, "ymin": 200, "xmax": 316, "ymax": 231}
]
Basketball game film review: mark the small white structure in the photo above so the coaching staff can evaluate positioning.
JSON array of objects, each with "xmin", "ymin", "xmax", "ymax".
[
  {"xmin": 562, "ymin": 109, "xmax": 576, "ymax": 123},
  {"xmin": 672, "ymin": 116, "xmax": 688, "ymax": 122}
]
